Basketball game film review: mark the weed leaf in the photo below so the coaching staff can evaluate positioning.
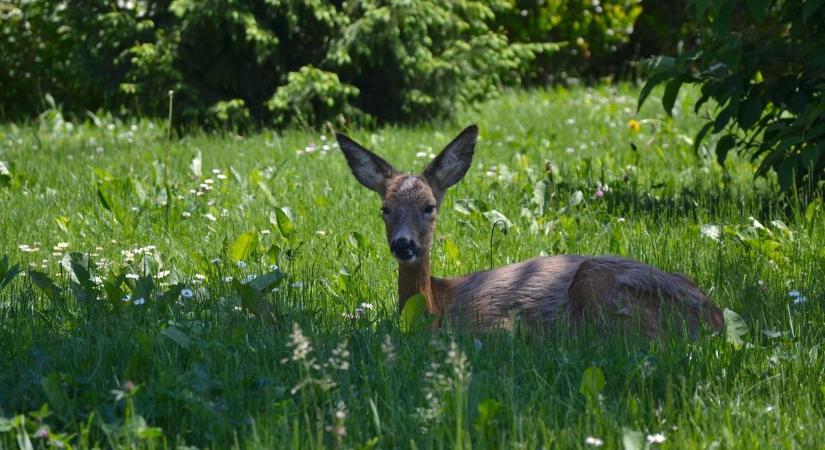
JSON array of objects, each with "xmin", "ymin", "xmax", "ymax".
[
  {"xmin": 400, "ymin": 293, "xmax": 430, "ymax": 334},
  {"xmin": 724, "ymin": 308, "xmax": 749, "ymax": 348},
  {"xmin": 228, "ymin": 231, "xmax": 259, "ymax": 262}
]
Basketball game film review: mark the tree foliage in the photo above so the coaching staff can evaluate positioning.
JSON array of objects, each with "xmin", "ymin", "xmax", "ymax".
[
  {"xmin": 640, "ymin": 0, "xmax": 825, "ymax": 192},
  {"xmin": 0, "ymin": 0, "xmax": 556, "ymax": 128}
]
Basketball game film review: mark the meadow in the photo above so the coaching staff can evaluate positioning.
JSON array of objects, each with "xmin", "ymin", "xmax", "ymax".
[{"xmin": 1, "ymin": 85, "xmax": 823, "ymax": 449}]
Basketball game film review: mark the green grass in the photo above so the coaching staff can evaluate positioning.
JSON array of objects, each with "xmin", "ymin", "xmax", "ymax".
[{"xmin": 0, "ymin": 84, "xmax": 823, "ymax": 449}]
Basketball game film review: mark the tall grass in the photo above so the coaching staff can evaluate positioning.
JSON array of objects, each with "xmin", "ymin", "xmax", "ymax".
[{"xmin": 0, "ymin": 85, "xmax": 822, "ymax": 449}]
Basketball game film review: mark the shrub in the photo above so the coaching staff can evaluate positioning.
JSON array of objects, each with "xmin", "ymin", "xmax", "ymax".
[
  {"xmin": 1, "ymin": 0, "xmax": 554, "ymax": 128},
  {"xmin": 495, "ymin": 0, "xmax": 642, "ymax": 82},
  {"xmin": 639, "ymin": 0, "xmax": 825, "ymax": 193}
]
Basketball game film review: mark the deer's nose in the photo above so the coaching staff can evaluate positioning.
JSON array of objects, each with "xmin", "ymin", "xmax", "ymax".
[{"xmin": 391, "ymin": 237, "xmax": 418, "ymax": 261}]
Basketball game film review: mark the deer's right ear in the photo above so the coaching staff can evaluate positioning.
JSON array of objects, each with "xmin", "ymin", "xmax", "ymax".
[{"xmin": 336, "ymin": 133, "xmax": 397, "ymax": 194}]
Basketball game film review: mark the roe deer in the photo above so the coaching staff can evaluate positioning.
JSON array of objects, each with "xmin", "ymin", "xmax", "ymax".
[{"xmin": 336, "ymin": 125, "xmax": 725, "ymax": 337}]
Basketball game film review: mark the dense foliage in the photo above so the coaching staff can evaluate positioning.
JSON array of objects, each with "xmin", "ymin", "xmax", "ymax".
[
  {"xmin": 640, "ymin": 0, "xmax": 825, "ymax": 193},
  {"xmin": 495, "ymin": 0, "xmax": 643, "ymax": 82},
  {"xmin": 0, "ymin": 0, "xmax": 555, "ymax": 128}
]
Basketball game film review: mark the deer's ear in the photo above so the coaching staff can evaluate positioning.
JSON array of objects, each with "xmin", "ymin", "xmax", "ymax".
[
  {"xmin": 337, "ymin": 133, "xmax": 397, "ymax": 194},
  {"xmin": 422, "ymin": 125, "xmax": 478, "ymax": 200}
]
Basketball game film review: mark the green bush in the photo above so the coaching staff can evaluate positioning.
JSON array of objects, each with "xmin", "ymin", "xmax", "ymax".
[
  {"xmin": 0, "ymin": 0, "xmax": 553, "ymax": 128},
  {"xmin": 640, "ymin": 0, "xmax": 825, "ymax": 193},
  {"xmin": 495, "ymin": 0, "xmax": 642, "ymax": 82}
]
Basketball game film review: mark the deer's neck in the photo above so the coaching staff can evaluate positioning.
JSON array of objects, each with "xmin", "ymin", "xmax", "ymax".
[{"xmin": 398, "ymin": 258, "xmax": 447, "ymax": 315}]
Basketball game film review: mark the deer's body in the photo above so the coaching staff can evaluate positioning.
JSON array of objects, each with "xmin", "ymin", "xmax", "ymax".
[
  {"xmin": 401, "ymin": 255, "xmax": 723, "ymax": 337},
  {"xmin": 337, "ymin": 125, "xmax": 724, "ymax": 337}
]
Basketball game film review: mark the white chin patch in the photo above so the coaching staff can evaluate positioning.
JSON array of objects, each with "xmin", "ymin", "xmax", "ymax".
[{"xmin": 395, "ymin": 254, "xmax": 418, "ymax": 265}]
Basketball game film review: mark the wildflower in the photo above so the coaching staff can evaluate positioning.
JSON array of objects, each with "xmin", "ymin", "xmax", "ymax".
[
  {"xmin": 283, "ymin": 323, "xmax": 312, "ymax": 363},
  {"xmin": 180, "ymin": 289, "xmax": 194, "ymax": 299},
  {"xmin": 181, "ymin": 211, "xmax": 191, "ymax": 218},
  {"xmin": 325, "ymin": 400, "xmax": 348, "ymax": 440},
  {"xmin": 134, "ymin": 297, "xmax": 145, "ymax": 306},
  {"xmin": 381, "ymin": 334, "xmax": 397, "ymax": 363},
  {"xmin": 585, "ymin": 436, "xmax": 604, "ymax": 447},
  {"xmin": 291, "ymin": 281, "xmax": 304, "ymax": 289},
  {"xmin": 34, "ymin": 426, "xmax": 49, "ymax": 439},
  {"xmin": 617, "ymin": 217, "xmax": 626, "ymax": 223},
  {"xmin": 269, "ymin": 264, "xmax": 279, "ymax": 271},
  {"xmin": 595, "ymin": 189, "xmax": 604, "ymax": 199},
  {"xmin": 628, "ymin": 119, "xmax": 641, "ymax": 132},
  {"xmin": 216, "ymin": 173, "xmax": 227, "ymax": 180},
  {"xmin": 194, "ymin": 274, "xmax": 207, "ymax": 280},
  {"xmin": 305, "ymin": 143, "xmax": 317, "ymax": 153},
  {"xmin": 789, "ymin": 290, "xmax": 807, "ymax": 305},
  {"xmin": 647, "ymin": 433, "xmax": 666, "ymax": 444},
  {"xmin": 223, "ymin": 276, "xmax": 234, "ymax": 283},
  {"xmin": 359, "ymin": 302, "xmax": 374, "ymax": 310},
  {"xmin": 157, "ymin": 270, "xmax": 170, "ymax": 279},
  {"xmin": 237, "ymin": 261, "xmax": 248, "ymax": 269},
  {"xmin": 125, "ymin": 273, "xmax": 139, "ymax": 280},
  {"xmin": 204, "ymin": 213, "xmax": 217, "ymax": 221},
  {"xmin": 700, "ymin": 224, "xmax": 721, "ymax": 242}
]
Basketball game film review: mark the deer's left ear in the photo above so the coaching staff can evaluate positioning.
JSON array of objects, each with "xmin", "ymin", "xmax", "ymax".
[{"xmin": 422, "ymin": 125, "xmax": 478, "ymax": 201}]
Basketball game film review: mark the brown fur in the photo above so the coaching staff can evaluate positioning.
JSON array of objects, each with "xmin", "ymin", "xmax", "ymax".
[{"xmin": 337, "ymin": 126, "xmax": 725, "ymax": 337}]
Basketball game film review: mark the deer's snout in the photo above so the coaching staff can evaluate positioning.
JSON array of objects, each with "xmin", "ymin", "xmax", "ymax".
[{"xmin": 391, "ymin": 237, "xmax": 419, "ymax": 262}]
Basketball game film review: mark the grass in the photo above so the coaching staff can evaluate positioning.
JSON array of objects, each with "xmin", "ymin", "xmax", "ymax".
[{"xmin": 0, "ymin": 84, "xmax": 823, "ymax": 449}]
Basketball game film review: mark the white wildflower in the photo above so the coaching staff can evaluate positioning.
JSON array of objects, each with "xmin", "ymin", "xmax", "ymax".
[
  {"xmin": 133, "ymin": 297, "xmax": 145, "ymax": 306},
  {"xmin": 585, "ymin": 436, "xmax": 604, "ymax": 447},
  {"xmin": 180, "ymin": 289, "xmax": 194, "ymax": 299},
  {"xmin": 647, "ymin": 433, "xmax": 666, "ymax": 444}
]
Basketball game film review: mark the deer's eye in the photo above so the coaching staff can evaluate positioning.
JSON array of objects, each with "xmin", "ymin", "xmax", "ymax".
[
  {"xmin": 422, "ymin": 205, "xmax": 436, "ymax": 215},
  {"xmin": 380, "ymin": 206, "xmax": 390, "ymax": 216}
]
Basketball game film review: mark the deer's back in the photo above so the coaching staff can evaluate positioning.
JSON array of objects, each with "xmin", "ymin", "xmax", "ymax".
[{"xmin": 440, "ymin": 255, "xmax": 724, "ymax": 336}]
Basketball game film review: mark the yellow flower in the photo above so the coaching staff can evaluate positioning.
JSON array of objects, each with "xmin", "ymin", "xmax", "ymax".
[{"xmin": 628, "ymin": 119, "xmax": 641, "ymax": 133}]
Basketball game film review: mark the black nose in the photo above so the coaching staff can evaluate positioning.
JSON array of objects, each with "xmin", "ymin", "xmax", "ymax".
[{"xmin": 391, "ymin": 237, "xmax": 418, "ymax": 260}]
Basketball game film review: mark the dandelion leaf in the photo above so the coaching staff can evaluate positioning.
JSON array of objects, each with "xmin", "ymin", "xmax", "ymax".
[{"xmin": 724, "ymin": 308, "xmax": 749, "ymax": 348}]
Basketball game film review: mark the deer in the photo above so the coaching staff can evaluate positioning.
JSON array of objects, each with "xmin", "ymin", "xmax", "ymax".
[{"xmin": 336, "ymin": 125, "xmax": 725, "ymax": 337}]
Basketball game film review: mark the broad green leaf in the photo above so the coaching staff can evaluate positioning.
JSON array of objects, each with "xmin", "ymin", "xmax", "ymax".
[
  {"xmin": 569, "ymin": 190, "xmax": 584, "ymax": 207},
  {"xmin": 662, "ymin": 79, "xmax": 683, "ymax": 116},
  {"xmin": 579, "ymin": 366, "xmax": 606, "ymax": 399},
  {"xmin": 228, "ymin": 231, "xmax": 259, "ymax": 262},
  {"xmin": 400, "ymin": 293, "xmax": 430, "ymax": 334},
  {"xmin": 747, "ymin": 0, "xmax": 769, "ymax": 22},
  {"xmin": 162, "ymin": 326, "xmax": 191, "ymax": 349},
  {"xmin": 694, "ymin": 122, "xmax": 714, "ymax": 154},
  {"xmin": 715, "ymin": 134, "xmax": 737, "ymax": 166},
  {"xmin": 483, "ymin": 210, "xmax": 513, "ymax": 228},
  {"xmin": 777, "ymin": 157, "xmax": 799, "ymax": 192},
  {"xmin": 724, "ymin": 308, "xmax": 749, "ymax": 348},
  {"xmin": 802, "ymin": 0, "xmax": 825, "ymax": 21},
  {"xmin": 274, "ymin": 207, "xmax": 296, "ymax": 240},
  {"xmin": 712, "ymin": 0, "xmax": 734, "ymax": 34},
  {"xmin": 694, "ymin": 0, "xmax": 711, "ymax": 20},
  {"xmin": 738, "ymin": 96, "xmax": 764, "ymax": 130},
  {"xmin": 637, "ymin": 72, "xmax": 669, "ymax": 112},
  {"xmin": 28, "ymin": 271, "xmax": 60, "ymax": 301},
  {"xmin": 41, "ymin": 374, "xmax": 69, "ymax": 417},
  {"xmin": 233, "ymin": 279, "xmax": 273, "ymax": 318},
  {"xmin": 0, "ymin": 256, "xmax": 22, "ymax": 291},
  {"xmin": 622, "ymin": 427, "xmax": 645, "ymax": 450},
  {"xmin": 247, "ymin": 269, "xmax": 285, "ymax": 292},
  {"xmin": 132, "ymin": 275, "xmax": 155, "ymax": 303}
]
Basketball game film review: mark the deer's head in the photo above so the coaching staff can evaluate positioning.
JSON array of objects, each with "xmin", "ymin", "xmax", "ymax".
[{"xmin": 337, "ymin": 125, "xmax": 478, "ymax": 265}]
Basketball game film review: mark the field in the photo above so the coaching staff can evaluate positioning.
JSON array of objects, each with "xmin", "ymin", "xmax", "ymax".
[{"xmin": 1, "ymin": 85, "xmax": 823, "ymax": 449}]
